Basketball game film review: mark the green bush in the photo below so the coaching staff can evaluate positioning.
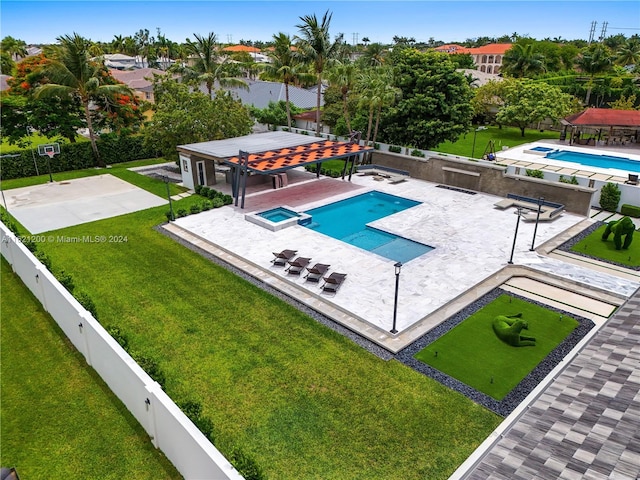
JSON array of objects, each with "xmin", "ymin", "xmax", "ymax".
[
  {"xmin": 599, "ymin": 182, "xmax": 621, "ymax": 212},
  {"xmin": 620, "ymin": 204, "xmax": 640, "ymax": 218},
  {"xmin": 178, "ymin": 400, "xmax": 215, "ymax": 443},
  {"xmin": 388, "ymin": 145, "xmax": 402, "ymax": 153},
  {"xmin": 525, "ymin": 169, "xmax": 544, "ymax": 179},
  {"xmin": 176, "ymin": 208, "xmax": 188, "ymax": 218},
  {"xmin": 201, "ymin": 200, "xmax": 213, "ymax": 211},
  {"xmin": 212, "ymin": 197, "xmax": 224, "ymax": 208},
  {"xmin": 75, "ymin": 290, "xmax": 99, "ymax": 320},
  {"xmin": 189, "ymin": 204, "xmax": 202, "ymax": 214},
  {"xmin": 206, "ymin": 188, "xmax": 218, "ymax": 200},
  {"xmin": 165, "ymin": 210, "xmax": 174, "ymax": 222},
  {"xmin": 130, "ymin": 351, "xmax": 166, "ymax": 388},
  {"xmin": 106, "ymin": 325, "xmax": 129, "ymax": 350},
  {"xmin": 34, "ymin": 250, "xmax": 52, "ymax": 271},
  {"xmin": 223, "ymin": 194, "xmax": 233, "ymax": 205},
  {"xmin": 230, "ymin": 448, "xmax": 265, "ymax": 480},
  {"xmin": 559, "ymin": 175, "xmax": 579, "ymax": 185},
  {"xmin": 410, "ymin": 148, "xmax": 425, "ymax": 157},
  {"xmin": 194, "ymin": 185, "xmax": 203, "ymax": 195},
  {"xmin": 55, "ymin": 269, "xmax": 75, "ymax": 293}
]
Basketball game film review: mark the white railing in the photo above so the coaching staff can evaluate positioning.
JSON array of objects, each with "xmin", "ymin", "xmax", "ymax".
[{"xmin": 0, "ymin": 222, "xmax": 244, "ymax": 480}]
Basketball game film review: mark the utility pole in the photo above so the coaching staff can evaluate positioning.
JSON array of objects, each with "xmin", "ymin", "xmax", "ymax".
[
  {"xmin": 352, "ymin": 32, "xmax": 359, "ymax": 46},
  {"xmin": 588, "ymin": 21, "xmax": 597, "ymax": 44},
  {"xmin": 599, "ymin": 21, "xmax": 608, "ymax": 42}
]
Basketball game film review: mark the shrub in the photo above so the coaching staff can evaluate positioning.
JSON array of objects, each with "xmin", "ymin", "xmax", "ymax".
[
  {"xmin": 559, "ymin": 175, "xmax": 579, "ymax": 185},
  {"xmin": 194, "ymin": 185, "xmax": 203, "ymax": 195},
  {"xmin": 212, "ymin": 197, "xmax": 224, "ymax": 208},
  {"xmin": 410, "ymin": 148, "xmax": 425, "ymax": 157},
  {"xmin": 130, "ymin": 351, "xmax": 166, "ymax": 388},
  {"xmin": 621, "ymin": 204, "xmax": 640, "ymax": 218},
  {"xmin": 176, "ymin": 208, "xmax": 188, "ymax": 218},
  {"xmin": 106, "ymin": 325, "xmax": 129, "ymax": 350},
  {"xmin": 389, "ymin": 145, "xmax": 402, "ymax": 153},
  {"xmin": 223, "ymin": 195, "xmax": 233, "ymax": 205},
  {"xmin": 374, "ymin": 143, "xmax": 380, "ymax": 150},
  {"xmin": 178, "ymin": 400, "xmax": 215, "ymax": 443},
  {"xmin": 199, "ymin": 186, "xmax": 210, "ymax": 198},
  {"xmin": 525, "ymin": 169, "xmax": 544, "ymax": 179},
  {"xmin": 206, "ymin": 188, "xmax": 218, "ymax": 200},
  {"xmin": 189, "ymin": 204, "xmax": 202, "ymax": 214},
  {"xmin": 165, "ymin": 210, "xmax": 174, "ymax": 222},
  {"xmin": 55, "ymin": 269, "xmax": 75, "ymax": 293},
  {"xmin": 201, "ymin": 200, "xmax": 213, "ymax": 211},
  {"xmin": 21, "ymin": 237, "xmax": 38, "ymax": 253},
  {"xmin": 34, "ymin": 250, "xmax": 52, "ymax": 271},
  {"xmin": 599, "ymin": 182, "xmax": 621, "ymax": 212},
  {"xmin": 75, "ymin": 291, "xmax": 98, "ymax": 320},
  {"xmin": 230, "ymin": 448, "xmax": 265, "ymax": 480}
]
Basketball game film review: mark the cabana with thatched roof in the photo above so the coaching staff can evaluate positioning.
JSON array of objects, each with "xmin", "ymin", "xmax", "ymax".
[{"xmin": 560, "ymin": 108, "xmax": 640, "ymax": 146}]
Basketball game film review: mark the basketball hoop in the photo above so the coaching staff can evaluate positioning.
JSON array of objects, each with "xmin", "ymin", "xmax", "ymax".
[{"xmin": 37, "ymin": 143, "xmax": 60, "ymax": 182}]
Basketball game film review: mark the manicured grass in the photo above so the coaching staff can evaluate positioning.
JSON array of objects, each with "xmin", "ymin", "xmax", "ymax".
[
  {"xmin": 0, "ymin": 133, "xmax": 88, "ymax": 154},
  {"xmin": 0, "ymin": 158, "xmax": 187, "ymax": 197},
  {"xmin": 571, "ymin": 224, "xmax": 640, "ymax": 267},
  {"xmin": 32, "ymin": 202, "xmax": 501, "ymax": 480},
  {"xmin": 0, "ymin": 259, "xmax": 180, "ymax": 479},
  {"xmin": 436, "ymin": 125, "xmax": 561, "ymax": 158},
  {"xmin": 414, "ymin": 295, "xmax": 579, "ymax": 400}
]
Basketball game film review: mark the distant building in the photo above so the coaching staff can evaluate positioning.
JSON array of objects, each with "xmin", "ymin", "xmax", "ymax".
[
  {"xmin": 435, "ymin": 43, "xmax": 512, "ymax": 74},
  {"xmin": 213, "ymin": 79, "xmax": 320, "ymax": 110},
  {"xmin": 109, "ymin": 67, "xmax": 167, "ymax": 103},
  {"xmin": 102, "ymin": 53, "xmax": 138, "ymax": 70}
]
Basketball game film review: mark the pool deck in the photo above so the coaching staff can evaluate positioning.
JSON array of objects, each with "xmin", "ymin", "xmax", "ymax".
[{"xmin": 168, "ymin": 170, "xmax": 637, "ymax": 353}]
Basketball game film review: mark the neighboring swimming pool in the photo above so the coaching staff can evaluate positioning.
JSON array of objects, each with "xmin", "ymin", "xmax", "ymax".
[
  {"xmin": 304, "ymin": 191, "xmax": 434, "ymax": 263},
  {"xmin": 544, "ymin": 150, "xmax": 640, "ymax": 174}
]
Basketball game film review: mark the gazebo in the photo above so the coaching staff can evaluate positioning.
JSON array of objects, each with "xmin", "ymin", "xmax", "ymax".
[
  {"xmin": 560, "ymin": 108, "xmax": 640, "ymax": 146},
  {"xmin": 177, "ymin": 131, "xmax": 372, "ymax": 208}
]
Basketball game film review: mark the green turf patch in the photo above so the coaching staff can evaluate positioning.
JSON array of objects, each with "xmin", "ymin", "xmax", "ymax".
[
  {"xmin": 570, "ymin": 224, "xmax": 640, "ymax": 268},
  {"xmin": 414, "ymin": 295, "xmax": 579, "ymax": 400}
]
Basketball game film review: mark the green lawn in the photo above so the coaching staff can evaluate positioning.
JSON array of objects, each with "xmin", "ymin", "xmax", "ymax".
[
  {"xmin": 436, "ymin": 125, "xmax": 561, "ymax": 158},
  {"xmin": 0, "ymin": 133, "xmax": 88, "ymax": 154},
  {"xmin": 29, "ymin": 196, "xmax": 501, "ymax": 480},
  {"xmin": 571, "ymin": 224, "xmax": 640, "ymax": 267},
  {"xmin": 414, "ymin": 295, "xmax": 579, "ymax": 400},
  {"xmin": 0, "ymin": 259, "xmax": 181, "ymax": 479}
]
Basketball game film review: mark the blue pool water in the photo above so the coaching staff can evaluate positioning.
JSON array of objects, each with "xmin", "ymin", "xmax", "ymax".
[
  {"xmin": 531, "ymin": 146, "xmax": 554, "ymax": 152},
  {"xmin": 258, "ymin": 207, "xmax": 300, "ymax": 223},
  {"xmin": 304, "ymin": 191, "xmax": 434, "ymax": 263},
  {"xmin": 545, "ymin": 150, "xmax": 640, "ymax": 174}
]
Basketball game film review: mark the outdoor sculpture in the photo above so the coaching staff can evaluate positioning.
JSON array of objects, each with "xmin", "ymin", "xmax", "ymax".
[
  {"xmin": 601, "ymin": 216, "xmax": 636, "ymax": 250},
  {"xmin": 492, "ymin": 313, "xmax": 536, "ymax": 347}
]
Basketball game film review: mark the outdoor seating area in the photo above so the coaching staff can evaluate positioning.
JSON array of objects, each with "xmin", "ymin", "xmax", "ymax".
[
  {"xmin": 304, "ymin": 263, "xmax": 330, "ymax": 282},
  {"xmin": 494, "ymin": 193, "xmax": 565, "ymax": 221},
  {"xmin": 320, "ymin": 272, "xmax": 347, "ymax": 294},
  {"xmin": 271, "ymin": 249, "xmax": 297, "ymax": 266},
  {"xmin": 271, "ymin": 250, "xmax": 347, "ymax": 293},
  {"xmin": 286, "ymin": 256, "xmax": 312, "ymax": 275}
]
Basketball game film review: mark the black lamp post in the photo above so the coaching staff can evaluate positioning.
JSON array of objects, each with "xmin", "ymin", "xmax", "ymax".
[
  {"xmin": 390, "ymin": 261, "xmax": 402, "ymax": 334},
  {"xmin": 164, "ymin": 175, "xmax": 174, "ymax": 221},
  {"xmin": 530, "ymin": 197, "xmax": 544, "ymax": 251},
  {"xmin": 508, "ymin": 207, "xmax": 524, "ymax": 264},
  {"xmin": 471, "ymin": 126, "xmax": 487, "ymax": 159}
]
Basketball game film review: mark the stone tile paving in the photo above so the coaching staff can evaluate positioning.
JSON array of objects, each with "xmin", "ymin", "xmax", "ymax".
[{"xmin": 459, "ymin": 288, "xmax": 640, "ymax": 480}]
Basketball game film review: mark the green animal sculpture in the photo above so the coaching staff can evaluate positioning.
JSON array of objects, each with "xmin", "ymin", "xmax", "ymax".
[
  {"xmin": 492, "ymin": 313, "xmax": 536, "ymax": 347},
  {"xmin": 602, "ymin": 216, "xmax": 636, "ymax": 250}
]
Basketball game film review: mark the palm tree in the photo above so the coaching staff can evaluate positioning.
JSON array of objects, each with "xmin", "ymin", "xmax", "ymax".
[
  {"xmin": 1, "ymin": 35, "xmax": 28, "ymax": 61},
  {"xmin": 615, "ymin": 38, "xmax": 640, "ymax": 66},
  {"xmin": 327, "ymin": 61, "xmax": 357, "ymax": 132},
  {"xmin": 111, "ymin": 35, "xmax": 126, "ymax": 53},
  {"xmin": 261, "ymin": 33, "xmax": 313, "ymax": 128},
  {"xmin": 502, "ymin": 43, "xmax": 546, "ymax": 78},
  {"xmin": 181, "ymin": 32, "xmax": 247, "ymax": 98},
  {"xmin": 35, "ymin": 33, "xmax": 134, "ymax": 167},
  {"xmin": 359, "ymin": 42, "xmax": 387, "ymax": 68},
  {"xmin": 576, "ymin": 44, "xmax": 613, "ymax": 105},
  {"xmin": 357, "ymin": 68, "xmax": 399, "ymax": 147},
  {"xmin": 295, "ymin": 10, "xmax": 344, "ymax": 134}
]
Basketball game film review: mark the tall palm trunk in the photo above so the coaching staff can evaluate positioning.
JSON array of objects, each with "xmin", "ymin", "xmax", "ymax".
[
  {"xmin": 372, "ymin": 104, "xmax": 382, "ymax": 145},
  {"xmin": 285, "ymin": 81, "xmax": 292, "ymax": 129},
  {"xmin": 315, "ymin": 75, "xmax": 322, "ymax": 134},
  {"xmin": 365, "ymin": 106, "xmax": 374, "ymax": 144},
  {"xmin": 342, "ymin": 87, "xmax": 352, "ymax": 132},
  {"xmin": 83, "ymin": 99, "xmax": 103, "ymax": 167}
]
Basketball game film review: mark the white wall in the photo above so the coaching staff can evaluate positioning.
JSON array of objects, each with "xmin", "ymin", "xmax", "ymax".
[{"xmin": 0, "ymin": 223, "xmax": 244, "ymax": 480}]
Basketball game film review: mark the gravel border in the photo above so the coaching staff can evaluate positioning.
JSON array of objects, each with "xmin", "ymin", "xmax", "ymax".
[
  {"xmin": 157, "ymin": 224, "xmax": 595, "ymax": 417},
  {"xmin": 555, "ymin": 220, "xmax": 640, "ymax": 271}
]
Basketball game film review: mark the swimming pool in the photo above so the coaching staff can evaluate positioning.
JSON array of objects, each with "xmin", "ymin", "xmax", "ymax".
[
  {"xmin": 304, "ymin": 191, "xmax": 434, "ymax": 263},
  {"xmin": 245, "ymin": 206, "xmax": 311, "ymax": 231},
  {"xmin": 258, "ymin": 207, "xmax": 300, "ymax": 223},
  {"xmin": 544, "ymin": 150, "xmax": 640, "ymax": 174}
]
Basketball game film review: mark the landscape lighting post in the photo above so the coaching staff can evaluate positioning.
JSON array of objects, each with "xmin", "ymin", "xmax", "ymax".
[
  {"xmin": 391, "ymin": 261, "xmax": 402, "ymax": 334},
  {"xmin": 508, "ymin": 207, "xmax": 524, "ymax": 264},
  {"xmin": 471, "ymin": 126, "xmax": 487, "ymax": 159},
  {"xmin": 164, "ymin": 176, "xmax": 174, "ymax": 221},
  {"xmin": 530, "ymin": 197, "xmax": 544, "ymax": 251}
]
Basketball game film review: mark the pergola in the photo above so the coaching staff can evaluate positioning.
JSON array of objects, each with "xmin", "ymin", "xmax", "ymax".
[
  {"xmin": 560, "ymin": 108, "xmax": 640, "ymax": 146},
  {"xmin": 177, "ymin": 131, "xmax": 373, "ymax": 209},
  {"xmin": 224, "ymin": 138, "xmax": 373, "ymax": 208}
]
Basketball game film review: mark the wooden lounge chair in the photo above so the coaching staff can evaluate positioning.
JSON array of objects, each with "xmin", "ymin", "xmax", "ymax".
[
  {"xmin": 304, "ymin": 263, "xmax": 330, "ymax": 282},
  {"xmin": 286, "ymin": 257, "xmax": 312, "ymax": 275},
  {"xmin": 271, "ymin": 249, "xmax": 297, "ymax": 266},
  {"xmin": 321, "ymin": 272, "xmax": 347, "ymax": 293}
]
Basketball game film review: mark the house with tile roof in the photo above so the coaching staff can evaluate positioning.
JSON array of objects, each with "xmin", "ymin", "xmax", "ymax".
[
  {"xmin": 216, "ymin": 79, "xmax": 320, "ymax": 110},
  {"xmin": 435, "ymin": 43, "xmax": 512, "ymax": 74},
  {"xmin": 109, "ymin": 67, "xmax": 168, "ymax": 104}
]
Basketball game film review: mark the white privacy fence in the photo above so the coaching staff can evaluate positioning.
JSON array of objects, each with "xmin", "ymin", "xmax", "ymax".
[{"xmin": 1, "ymin": 222, "xmax": 243, "ymax": 480}]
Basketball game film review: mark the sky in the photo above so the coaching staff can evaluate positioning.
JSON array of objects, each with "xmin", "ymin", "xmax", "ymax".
[{"xmin": 1, "ymin": 0, "xmax": 639, "ymax": 46}]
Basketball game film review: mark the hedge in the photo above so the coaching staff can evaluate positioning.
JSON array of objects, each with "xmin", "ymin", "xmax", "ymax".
[
  {"xmin": 620, "ymin": 204, "xmax": 640, "ymax": 218},
  {"xmin": 1, "ymin": 135, "xmax": 162, "ymax": 180}
]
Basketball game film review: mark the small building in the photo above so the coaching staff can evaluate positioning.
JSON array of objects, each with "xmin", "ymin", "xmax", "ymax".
[
  {"xmin": 561, "ymin": 108, "xmax": 640, "ymax": 146},
  {"xmin": 435, "ymin": 43, "xmax": 512, "ymax": 74},
  {"xmin": 109, "ymin": 67, "xmax": 167, "ymax": 103}
]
